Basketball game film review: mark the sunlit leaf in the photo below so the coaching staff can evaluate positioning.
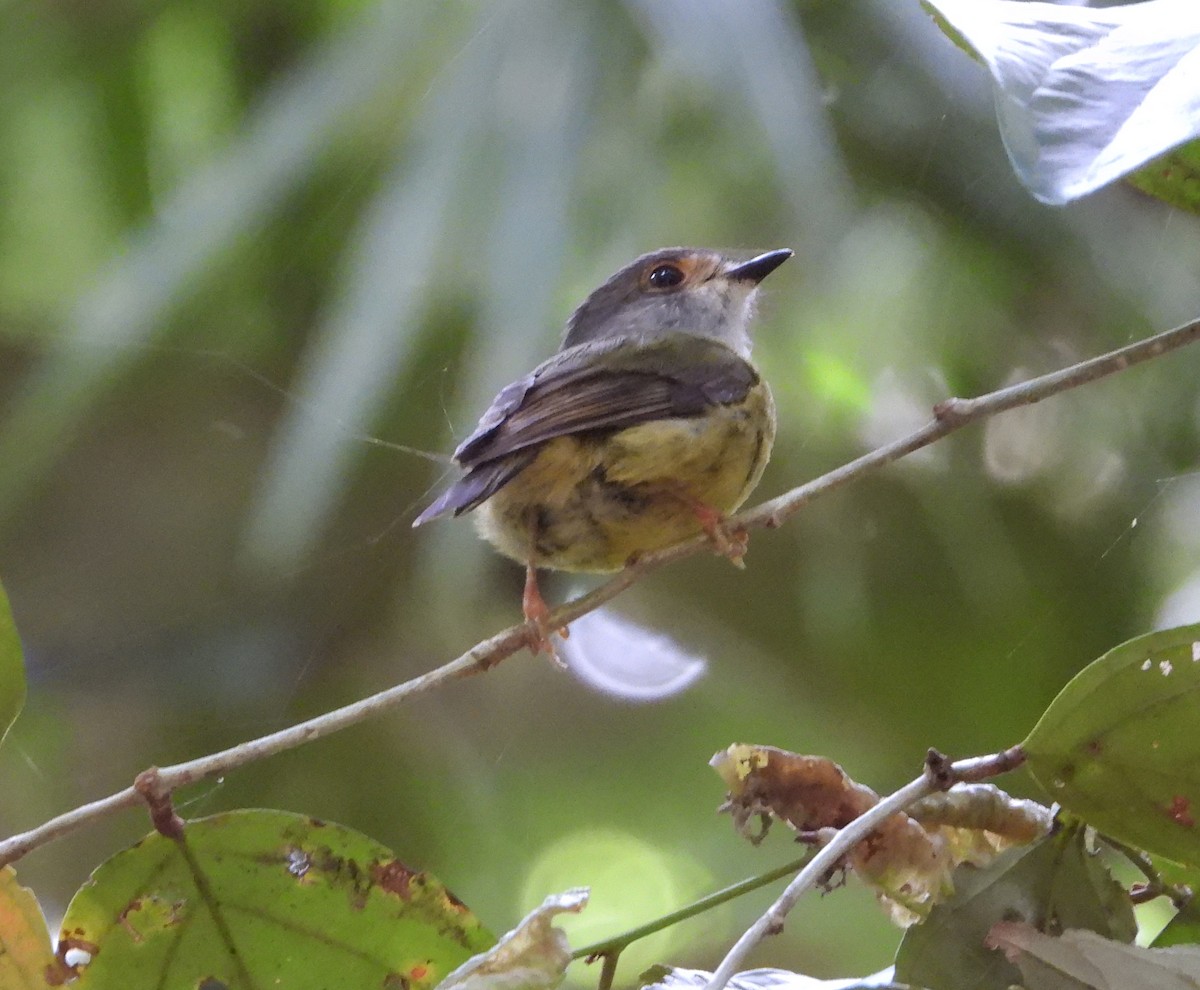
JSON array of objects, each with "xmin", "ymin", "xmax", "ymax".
[
  {"xmin": 923, "ymin": 0, "xmax": 1200, "ymax": 205},
  {"xmin": 57, "ymin": 809, "xmax": 493, "ymax": 989},
  {"xmin": 0, "ymin": 866, "xmax": 64, "ymax": 989},
  {"xmin": 1023, "ymin": 623, "xmax": 1200, "ymax": 869},
  {"xmin": 803, "ymin": 351, "xmax": 872, "ymax": 415},
  {"xmin": 1154, "ymin": 899, "xmax": 1200, "ymax": 948},
  {"xmin": 0, "ymin": 580, "xmax": 26, "ymax": 747},
  {"xmin": 894, "ymin": 826, "xmax": 1136, "ymax": 990},
  {"xmin": 987, "ymin": 921, "xmax": 1200, "ymax": 989}
]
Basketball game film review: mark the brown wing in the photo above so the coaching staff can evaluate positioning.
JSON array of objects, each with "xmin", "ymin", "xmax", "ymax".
[{"xmin": 412, "ymin": 334, "xmax": 757, "ymax": 524}]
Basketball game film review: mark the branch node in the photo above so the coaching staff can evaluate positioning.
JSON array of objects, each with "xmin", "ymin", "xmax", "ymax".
[
  {"xmin": 134, "ymin": 768, "xmax": 185, "ymax": 840},
  {"xmin": 924, "ymin": 748, "xmax": 954, "ymax": 790},
  {"xmin": 933, "ymin": 396, "xmax": 971, "ymax": 423},
  {"xmin": 817, "ymin": 863, "xmax": 849, "ymax": 894},
  {"xmin": 956, "ymin": 744, "xmax": 1027, "ymax": 783},
  {"xmin": 469, "ymin": 632, "xmax": 520, "ymax": 670},
  {"xmin": 1129, "ymin": 882, "xmax": 1157, "ymax": 905}
]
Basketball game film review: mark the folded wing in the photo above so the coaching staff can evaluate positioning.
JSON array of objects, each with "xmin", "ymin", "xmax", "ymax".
[{"xmin": 413, "ymin": 334, "xmax": 757, "ymax": 524}]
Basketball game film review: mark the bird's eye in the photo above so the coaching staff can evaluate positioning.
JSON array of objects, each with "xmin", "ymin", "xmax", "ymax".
[{"xmin": 647, "ymin": 264, "xmax": 685, "ymax": 289}]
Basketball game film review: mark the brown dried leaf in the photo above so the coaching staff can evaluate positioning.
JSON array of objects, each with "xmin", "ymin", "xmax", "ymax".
[
  {"xmin": 712, "ymin": 745, "xmax": 1051, "ymax": 926},
  {"xmin": 711, "ymin": 745, "xmax": 878, "ymax": 841}
]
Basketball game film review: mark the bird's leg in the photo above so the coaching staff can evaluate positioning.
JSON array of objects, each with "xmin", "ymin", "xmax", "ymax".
[
  {"xmin": 522, "ymin": 563, "xmax": 568, "ymax": 665},
  {"xmin": 656, "ymin": 486, "xmax": 748, "ymax": 568},
  {"xmin": 690, "ymin": 501, "xmax": 749, "ymax": 569},
  {"xmin": 643, "ymin": 484, "xmax": 749, "ymax": 567}
]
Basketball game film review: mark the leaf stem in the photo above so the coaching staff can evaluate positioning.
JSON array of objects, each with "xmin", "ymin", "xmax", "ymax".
[
  {"xmin": 572, "ymin": 853, "xmax": 812, "ymax": 969},
  {"xmin": 596, "ymin": 952, "xmax": 619, "ymax": 990},
  {"xmin": 1099, "ymin": 834, "xmax": 1194, "ymax": 909}
]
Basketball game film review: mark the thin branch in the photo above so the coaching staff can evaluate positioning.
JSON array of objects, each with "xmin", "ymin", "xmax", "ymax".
[
  {"xmin": 1, "ymin": 314, "xmax": 1198, "ymax": 868},
  {"xmin": 545, "ymin": 312, "xmax": 1200, "ymax": 633},
  {"xmin": 702, "ymin": 748, "xmax": 1027, "ymax": 990},
  {"xmin": 0, "ymin": 628, "xmax": 524, "ymax": 866}
]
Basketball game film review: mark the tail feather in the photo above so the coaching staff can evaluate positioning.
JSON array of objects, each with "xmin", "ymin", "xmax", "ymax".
[{"xmin": 411, "ymin": 452, "xmax": 534, "ymax": 527}]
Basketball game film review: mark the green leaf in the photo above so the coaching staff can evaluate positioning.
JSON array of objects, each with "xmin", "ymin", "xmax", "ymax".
[
  {"xmin": 57, "ymin": 809, "xmax": 494, "ymax": 990},
  {"xmin": 894, "ymin": 825, "xmax": 1135, "ymax": 990},
  {"xmin": 0, "ymin": 580, "xmax": 26, "ymax": 747},
  {"xmin": 0, "ymin": 866, "xmax": 63, "ymax": 988},
  {"xmin": 1023, "ymin": 623, "xmax": 1200, "ymax": 869}
]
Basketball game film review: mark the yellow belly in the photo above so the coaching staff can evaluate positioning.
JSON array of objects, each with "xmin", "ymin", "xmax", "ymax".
[{"xmin": 475, "ymin": 382, "xmax": 775, "ymax": 572}]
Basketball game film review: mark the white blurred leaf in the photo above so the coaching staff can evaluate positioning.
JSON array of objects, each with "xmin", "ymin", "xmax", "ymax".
[
  {"xmin": 987, "ymin": 922, "xmax": 1200, "ymax": 989},
  {"xmin": 436, "ymin": 888, "xmax": 588, "ymax": 990},
  {"xmin": 925, "ymin": 0, "xmax": 1200, "ymax": 203},
  {"xmin": 641, "ymin": 966, "xmax": 903, "ymax": 990}
]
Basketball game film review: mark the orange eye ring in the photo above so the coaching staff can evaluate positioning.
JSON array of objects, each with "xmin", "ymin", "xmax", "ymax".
[{"xmin": 646, "ymin": 264, "xmax": 685, "ymax": 289}]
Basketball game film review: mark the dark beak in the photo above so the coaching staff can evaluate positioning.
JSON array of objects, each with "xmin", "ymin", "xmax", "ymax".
[{"xmin": 725, "ymin": 248, "xmax": 793, "ymax": 283}]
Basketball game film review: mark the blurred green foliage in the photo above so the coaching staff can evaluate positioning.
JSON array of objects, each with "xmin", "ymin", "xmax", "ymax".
[
  {"xmin": 0, "ymin": 581, "xmax": 25, "ymax": 746},
  {"xmin": 1, "ymin": 0, "xmax": 1200, "ymax": 981}
]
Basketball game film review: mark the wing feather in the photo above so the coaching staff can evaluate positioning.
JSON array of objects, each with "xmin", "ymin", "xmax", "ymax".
[
  {"xmin": 455, "ymin": 334, "xmax": 756, "ymax": 466},
  {"xmin": 414, "ymin": 334, "xmax": 758, "ymax": 524}
]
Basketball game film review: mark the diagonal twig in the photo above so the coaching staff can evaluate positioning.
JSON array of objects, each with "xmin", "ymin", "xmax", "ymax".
[{"xmin": 1, "ymin": 314, "xmax": 1198, "ymax": 869}]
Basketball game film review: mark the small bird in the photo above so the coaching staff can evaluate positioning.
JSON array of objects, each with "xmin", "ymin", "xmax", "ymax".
[{"xmin": 414, "ymin": 246, "xmax": 792, "ymax": 653}]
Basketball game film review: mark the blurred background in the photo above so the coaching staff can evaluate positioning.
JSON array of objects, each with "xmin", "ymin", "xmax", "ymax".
[{"xmin": 1, "ymin": 0, "xmax": 1199, "ymax": 979}]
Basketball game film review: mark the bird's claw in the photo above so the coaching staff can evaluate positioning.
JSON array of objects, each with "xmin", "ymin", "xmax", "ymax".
[
  {"xmin": 692, "ymin": 503, "xmax": 749, "ymax": 568},
  {"xmin": 523, "ymin": 564, "xmax": 569, "ymax": 666}
]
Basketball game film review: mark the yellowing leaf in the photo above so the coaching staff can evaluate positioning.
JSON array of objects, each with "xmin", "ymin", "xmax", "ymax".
[{"xmin": 0, "ymin": 866, "xmax": 64, "ymax": 989}]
